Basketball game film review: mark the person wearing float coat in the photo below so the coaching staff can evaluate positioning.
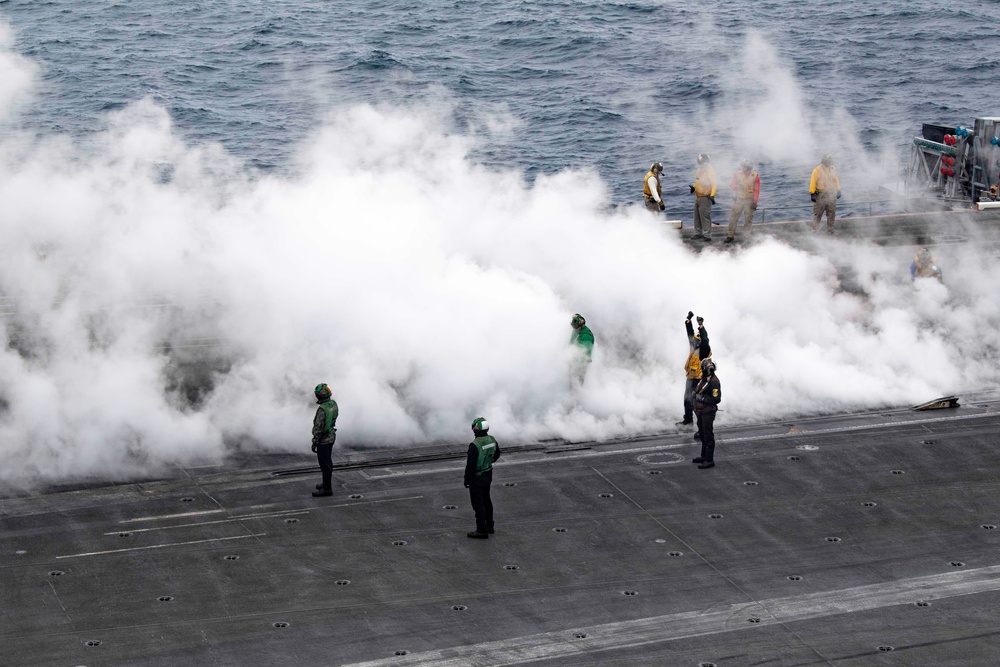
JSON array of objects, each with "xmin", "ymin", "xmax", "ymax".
[
  {"xmin": 569, "ymin": 313, "xmax": 595, "ymax": 388},
  {"xmin": 692, "ymin": 358, "xmax": 722, "ymax": 469},
  {"xmin": 726, "ymin": 160, "xmax": 760, "ymax": 243},
  {"xmin": 465, "ymin": 417, "xmax": 502, "ymax": 539},
  {"xmin": 310, "ymin": 383, "xmax": 338, "ymax": 497},
  {"xmin": 809, "ymin": 154, "xmax": 841, "ymax": 233},
  {"xmin": 690, "ymin": 153, "xmax": 717, "ymax": 241},
  {"xmin": 644, "ymin": 162, "xmax": 666, "ymax": 213},
  {"xmin": 678, "ymin": 312, "xmax": 711, "ymax": 427}
]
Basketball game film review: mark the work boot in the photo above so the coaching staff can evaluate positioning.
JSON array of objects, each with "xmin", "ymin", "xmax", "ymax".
[
  {"xmin": 312, "ymin": 489, "xmax": 333, "ymax": 497},
  {"xmin": 675, "ymin": 419, "xmax": 693, "ymax": 426},
  {"xmin": 467, "ymin": 531, "xmax": 489, "ymax": 539},
  {"xmin": 698, "ymin": 461, "xmax": 715, "ymax": 469},
  {"xmin": 692, "ymin": 457, "xmax": 706, "ymax": 463},
  {"xmin": 693, "ymin": 432, "xmax": 701, "ymax": 440},
  {"xmin": 315, "ymin": 484, "xmax": 324, "ymax": 490},
  {"xmin": 724, "ymin": 237, "xmax": 734, "ymax": 244}
]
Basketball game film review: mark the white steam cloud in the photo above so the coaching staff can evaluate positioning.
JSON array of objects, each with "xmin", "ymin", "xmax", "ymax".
[
  {"xmin": 666, "ymin": 28, "xmax": 898, "ymax": 198},
  {"xmin": 0, "ymin": 21, "xmax": 35, "ymax": 122},
  {"xmin": 0, "ymin": 24, "xmax": 997, "ymax": 489}
]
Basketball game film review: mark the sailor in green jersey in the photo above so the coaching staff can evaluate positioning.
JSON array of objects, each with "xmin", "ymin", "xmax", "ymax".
[
  {"xmin": 569, "ymin": 313, "xmax": 594, "ymax": 387},
  {"xmin": 311, "ymin": 383, "xmax": 338, "ymax": 497},
  {"xmin": 464, "ymin": 417, "xmax": 502, "ymax": 539}
]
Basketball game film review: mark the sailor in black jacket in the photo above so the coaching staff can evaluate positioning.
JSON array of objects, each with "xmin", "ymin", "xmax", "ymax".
[{"xmin": 692, "ymin": 359, "xmax": 721, "ymax": 469}]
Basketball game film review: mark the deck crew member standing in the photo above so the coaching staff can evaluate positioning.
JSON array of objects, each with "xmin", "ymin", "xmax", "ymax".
[
  {"xmin": 311, "ymin": 383, "xmax": 338, "ymax": 497},
  {"xmin": 725, "ymin": 160, "xmax": 760, "ymax": 244},
  {"xmin": 678, "ymin": 312, "xmax": 711, "ymax": 427},
  {"xmin": 643, "ymin": 162, "xmax": 666, "ymax": 213},
  {"xmin": 569, "ymin": 314, "xmax": 594, "ymax": 387},
  {"xmin": 692, "ymin": 359, "xmax": 721, "ymax": 469},
  {"xmin": 809, "ymin": 154, "xmax": 841, "ymax": 233},
  {"xmin": 690, "ymin": 154, "xmax": 717, "ymax": 241},
  {"xmin": 910, "ymin": 247, "xmax": 943, "ymax": 281},
  {"xmin": 465, "ymin": 417, "xmax": 501, "ymax": 539}
]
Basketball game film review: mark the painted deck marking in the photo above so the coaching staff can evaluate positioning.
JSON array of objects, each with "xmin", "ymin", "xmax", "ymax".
[
  {"xmin": 360, "ymin": 412, "xmax": 1000, "ymax": 479},
  {"xmin": 56, "ymin": 534, "xmax": 267, "ymax": 559},
  {"xmin": 119, "ymin": 509, "xmax": 228, "ymax": 523},
  {"xmin": 112, "ymin": 495, "xmax": 423, "ymax": 532},
  {"xmin": 342, "ymin": 564, "xmax": 1000, "ymax": 666},
  {"xmin": 104, "ymin": 509, "xmax": 309, "ymax": 534}
]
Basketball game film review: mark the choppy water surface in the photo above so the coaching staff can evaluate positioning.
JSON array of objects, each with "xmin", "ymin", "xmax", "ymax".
[{"xmin": 4, "ymin": 0, "xmax": 999, "ymax": 212}]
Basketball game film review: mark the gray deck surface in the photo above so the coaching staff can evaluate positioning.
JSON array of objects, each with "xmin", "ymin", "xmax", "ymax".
[
  {"xmin": 680, "ymin": 206, "xmax": 1000, "ymax": 250},
  {"xmin": 4, "ymin": 397, "xmax": 1000, "ymax": 666}
]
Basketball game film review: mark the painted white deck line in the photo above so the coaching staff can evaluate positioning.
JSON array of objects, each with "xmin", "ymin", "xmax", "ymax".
[
  {"xmin": 56, "ymin": 533, "xmax": 267, "ymax": 559},
  {"xmin": 342, "ymin": 564, "xmax": 1000, "ymax": 666},
  {"xmin": 118, "ymin": 509, "xmax": 227, "ymax": 523},
  {"xmin": 104, "ymin": 509, "xmax": 309, "ymax": 534},
  {"xmin": 114, "ymin": 495, "xmax": 424, "ymax": 531},
  {"xmin": 358, "ymin": 412, "xmax": 999, "ymax": 479}
]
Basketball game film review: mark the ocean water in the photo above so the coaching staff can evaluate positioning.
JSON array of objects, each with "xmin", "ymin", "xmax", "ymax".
[
  {"xmin": 3, "ymin": 0, "xmax": 999, "ymax": 215},
  {"xmin": 1, "ymin": 0, "xmax": 1000, "ymax": 484}
]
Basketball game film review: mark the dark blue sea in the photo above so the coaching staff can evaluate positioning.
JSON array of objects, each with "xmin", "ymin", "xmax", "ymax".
[{"xmin": 4, "ymin": 0, "xmax": 1000, "ymax": 216}]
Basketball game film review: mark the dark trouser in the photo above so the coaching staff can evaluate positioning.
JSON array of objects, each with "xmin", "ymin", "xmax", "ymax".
[
  {"xmin": 469, "ymin": 469, "xmax": 494, "ymax": 533},
  {"xmin": 696, "ymin": 411, "xmax": 716, "ymax": 462},
  {"xmin": 644, "ymin": 198, "xmax": 661, "ymax": 213},
  {"xmin": 813, "ymin": 191, "xmax": 836, "ymax": 231},
  {"xmin": 316, "ymin": 435, "xmax": 336, "ymax": 491},
  {"xmin": 683, "ymin": 378, "xmax": 698, "ymax": 422}
]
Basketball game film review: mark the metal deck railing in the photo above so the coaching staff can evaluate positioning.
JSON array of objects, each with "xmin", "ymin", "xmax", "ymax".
[{"xmin": 666, "ymin": 197, "xmax": 911, "ymax": 227}]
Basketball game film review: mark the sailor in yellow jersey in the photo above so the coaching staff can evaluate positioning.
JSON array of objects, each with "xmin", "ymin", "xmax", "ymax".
[
  {"xmin": 689, "ymin": 154, "xmax": 717, "ymax": 241},
  {"xmin": 643, "ymin": 162, "xmax": 665, "ymax": 212},
  {"xmin": 809, "ymin": 154, "xmax": 841, "ymax": 233}
]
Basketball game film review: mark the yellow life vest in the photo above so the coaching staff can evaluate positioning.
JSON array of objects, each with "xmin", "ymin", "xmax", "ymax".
[
  {"xmin": 643, "ymin": 171, "xmax": 661, "ymax": 200},
  {"xmin": 685, "ymin": 350, "xmax": 702, "ymax": 379},
  {"xmin": 811, "ymin": 164, "xmax": 840, "ymax": 193},
  {"xmin": 734, "ymin": 170, "xmax": 758, "ymax": 199},
  {"xmin": 694, "ymin": 165, "xmax": 717, "ymax": 197},
  {"xmin": 914, "ymin": 256, "xmax": 936, "ymax": 277}
]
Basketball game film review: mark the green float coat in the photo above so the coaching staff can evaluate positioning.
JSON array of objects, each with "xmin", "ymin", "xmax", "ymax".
[
  {"xmin": 472, "ymin": 435, "xmax": 498, "ymax": 475},
  {"xmin": 319, "ymin": 399, "xmax": 339, "ymax": 437},
  {"xmin": 570, "ymin": 326, "xmax": 595, "ymax": 359}
]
